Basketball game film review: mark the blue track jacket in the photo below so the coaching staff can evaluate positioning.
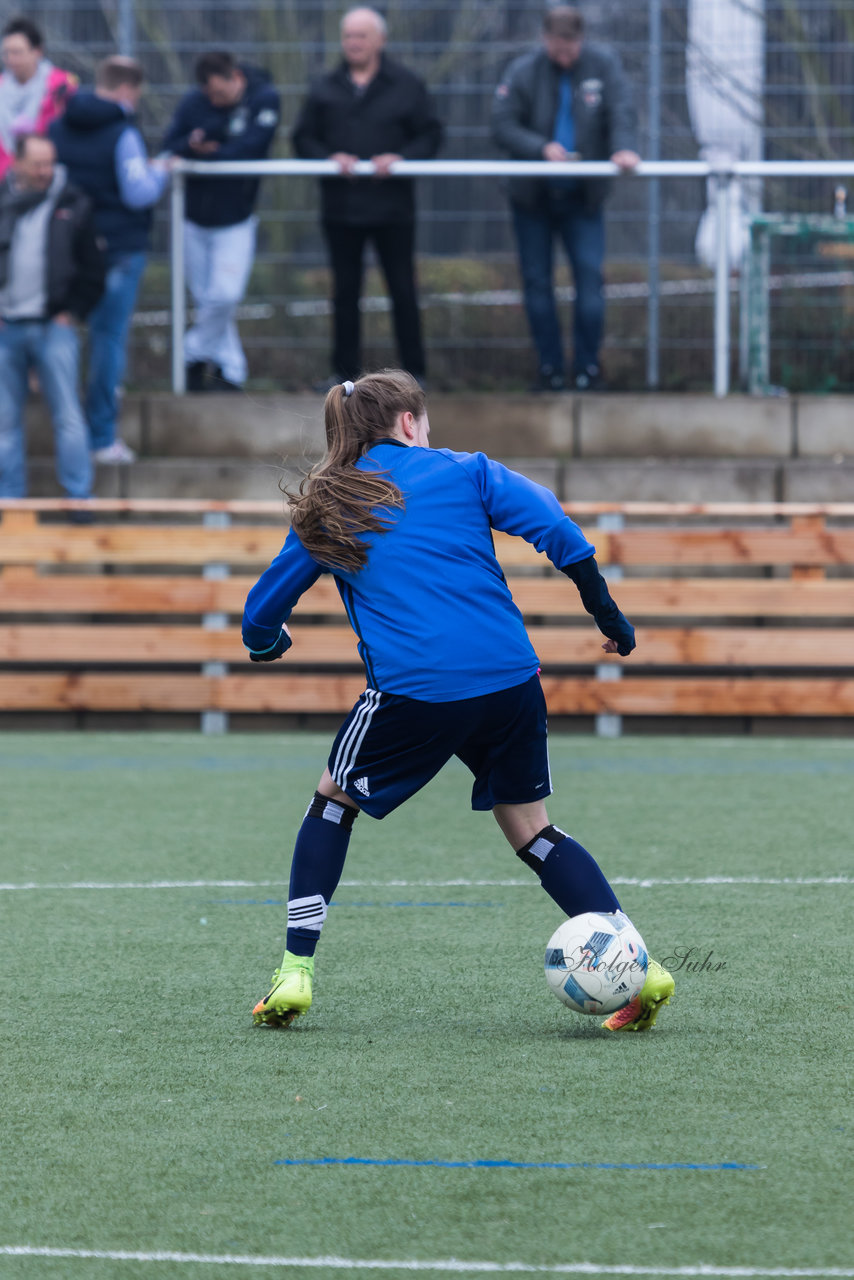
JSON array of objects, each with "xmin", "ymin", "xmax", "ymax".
[{"xmin": 242, "ymin": 444, "xmax": 596, "ymax": 702}]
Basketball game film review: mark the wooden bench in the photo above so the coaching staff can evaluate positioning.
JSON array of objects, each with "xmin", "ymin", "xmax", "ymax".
[{"xmin": 1, "ymin": 498, "xmax": 853, "ymax": 723}]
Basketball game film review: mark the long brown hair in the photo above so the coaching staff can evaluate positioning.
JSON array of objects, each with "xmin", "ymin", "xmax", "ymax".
[{"xmin": 288, "ymin": 369, "xmax": 426, "ymax": 573}]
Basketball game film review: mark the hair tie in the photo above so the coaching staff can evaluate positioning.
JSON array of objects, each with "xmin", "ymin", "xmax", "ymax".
[{"xmin": 342, "ymin": 380, "xmax": 355, "ymax": 397}]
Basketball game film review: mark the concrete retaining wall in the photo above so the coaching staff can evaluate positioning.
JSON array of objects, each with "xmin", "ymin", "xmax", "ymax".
[{"xmin": 21, "ymin": 390, "xmax": 854, "ymax": 503}]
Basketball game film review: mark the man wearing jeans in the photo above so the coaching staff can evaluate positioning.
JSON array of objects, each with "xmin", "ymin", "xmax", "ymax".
[
  {"xmin": 162, "ymin": 51, "xmax": 280, "ymax": 392},
  {"xmin": 0, "ymin": 134, "xmax": 104, "ymax": 501},
  {"xmin": 492, "ymin": 6, "xmax": 639, "ymax": 392},
  {"xmin": 51, "ymin": 57, "xmax": 170, "ymax": 462}
]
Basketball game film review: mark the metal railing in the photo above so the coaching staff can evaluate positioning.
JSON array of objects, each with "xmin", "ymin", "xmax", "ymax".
[{"xmin": 169, "ymin": 158, "xmax": 854, "ymax": 398}]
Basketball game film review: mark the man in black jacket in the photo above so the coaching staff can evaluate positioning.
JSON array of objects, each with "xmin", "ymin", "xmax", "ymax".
[
  {"xmin": 292, "ymin": 6, "xmax": 442, "ymax": 386},
  {"xmin": 492, "ymin": 6, "xmax": 639, "ymax": 391},
  {"xmin": 162, "ymin": 51, "xmax": 280, "ymax": 392},
  {"xmin": 0, "ymin": 133, "xmax": 104, "ymax": 500}
]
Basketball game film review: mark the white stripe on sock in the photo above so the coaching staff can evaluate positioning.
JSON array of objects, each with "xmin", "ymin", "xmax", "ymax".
[
  {"xmin": 305, "ymin": 796, "xmax": 348, "ymax": 825},
  {"xmin": 527, "ymin": 837, "xmax": 554, "ymax": 863},
  {"xmin": 287, "ymin": 894, "xmax": 327, "ymax": 931}
]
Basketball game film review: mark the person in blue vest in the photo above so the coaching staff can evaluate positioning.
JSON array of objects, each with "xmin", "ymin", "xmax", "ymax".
[
  {"xmin": 242, "ymin": 368, "xmax": 676, "ymax": 1035},
  {"xmin": 492, "ymin": 6, "xmax": 640, "ymax": 392},
  {"xmin": 50, "ymin": 56, "xmax": 171, "ymax": 463},
  {"xmin": 161, "ymin": 52, "xmax": 280, "ymax": 393}
]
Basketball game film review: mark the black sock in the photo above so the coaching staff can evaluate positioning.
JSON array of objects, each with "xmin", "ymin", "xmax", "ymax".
[
  {"xmin": 285, "ymin": 792, "xmax": 359, "ymax": 957},
  {"xmin": 516, "ymin": 825, "xmax": 621, "ymax": 917}
]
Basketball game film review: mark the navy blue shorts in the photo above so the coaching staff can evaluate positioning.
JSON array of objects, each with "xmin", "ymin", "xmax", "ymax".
[{"xmin": 327, "ymin": 674, "xmax": 551, "ymax": 819}]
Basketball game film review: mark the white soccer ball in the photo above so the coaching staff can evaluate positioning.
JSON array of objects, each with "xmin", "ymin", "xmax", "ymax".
[{"xmin": 544, "ymin": 911, "xmax": 648, "ymax": 1015}]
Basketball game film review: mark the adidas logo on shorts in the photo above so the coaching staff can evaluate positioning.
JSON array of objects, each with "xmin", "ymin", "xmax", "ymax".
[{"xmin": 352, "ymin": 776, "xmax": 371, "ymax": 797}]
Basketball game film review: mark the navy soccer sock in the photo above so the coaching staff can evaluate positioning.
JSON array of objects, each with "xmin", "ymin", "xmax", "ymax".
[
  {"xmin": 285, "ymin": 791, "xmax": 359, "ymax": 957},
  {"xmin": 516, "ymin": 825, "xmax": 621, "ymax": 917}
]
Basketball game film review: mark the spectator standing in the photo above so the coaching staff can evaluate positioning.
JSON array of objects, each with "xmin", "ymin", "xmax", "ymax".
[
  {"xmin": 51, "ymin": 57, "xmax": 170, "ymax": 464},
  {"xmin": 162, "ymin": 51, "xmax": 280, "ymax": 393},
  {"xmin": 491, "ymin": 6, "xmax": 639, "ymax": 392},
  {"xmin": 292, "ymin": 7, "xmax": 442, "ymax": 387},
  {"xmin": 0, "ymin": 135, "xmax": 104, "ymax": 503},
  {"xmin": 0, "ymin": 17, "xmax": 77, "ymax": 180}
]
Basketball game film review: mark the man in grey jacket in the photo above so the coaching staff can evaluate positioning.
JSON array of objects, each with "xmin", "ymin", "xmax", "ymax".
[
  {"xmin": 492, "ymin": 6, "xmax": 639, "ymax": 391},
  {"xmin": 0, "ymin": 133, "xmax": 104, "ymax": 502}
]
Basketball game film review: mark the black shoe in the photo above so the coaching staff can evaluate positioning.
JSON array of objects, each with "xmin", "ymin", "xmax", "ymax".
[
  {"xmin": 530, "ymin": 367, "xmax": 566, "ymax": 393},
  {"xmin": 573, "ymin": 365, "xmax": 604, "ymax": 392},
  {"xmin": 186, "ymin": 361, "xmax": 208, "ymax": 393}
]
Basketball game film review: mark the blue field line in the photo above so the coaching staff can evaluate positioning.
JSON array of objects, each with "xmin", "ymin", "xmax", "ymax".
[{"xmin": 273, "ymin": 1157, "xmax": 761, "ymax": 1172}]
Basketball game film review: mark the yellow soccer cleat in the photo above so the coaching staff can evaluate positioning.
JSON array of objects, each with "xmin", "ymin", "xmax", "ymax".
[
  {"xmin": 601, "ymin": 958, "xmax": 675, "ymax": 1032},
  {"xmin": 252, "ymin": 952, "xmax": 314, "ymax": 1027}
]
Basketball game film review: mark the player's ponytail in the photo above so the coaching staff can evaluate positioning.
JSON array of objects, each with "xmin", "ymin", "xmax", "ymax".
[{"xmin": 288, "ymin": 369, "xmax": 425, "ymax": 573}]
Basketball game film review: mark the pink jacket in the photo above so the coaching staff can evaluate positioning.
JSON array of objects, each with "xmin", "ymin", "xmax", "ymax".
[{"xmin": 0, "ymin": 66, "xmax": 77, "ymax": 178}]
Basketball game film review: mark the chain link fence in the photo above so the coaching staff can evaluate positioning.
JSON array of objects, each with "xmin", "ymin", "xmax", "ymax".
[{"xmin": 6, "ymin": 0, "xmax": 854, "ymax": 390}]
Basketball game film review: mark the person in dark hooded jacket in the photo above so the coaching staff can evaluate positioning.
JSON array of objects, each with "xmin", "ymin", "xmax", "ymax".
[
  {"xmin": 161, "ymin": 52, "xmax": 280, "ymax": 392},
  {"xmin": 50, "ymin": 56, "xmax": 170, "ymax": 463}
]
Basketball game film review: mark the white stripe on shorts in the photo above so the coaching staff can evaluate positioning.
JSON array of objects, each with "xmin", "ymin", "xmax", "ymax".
[
  {"xmin": 331, "ymin": 689, "xmax": 381, "ymax": 790},
  {"xmin": 330, "ymin": 690, "xmax": 373, "ymax": 784}
]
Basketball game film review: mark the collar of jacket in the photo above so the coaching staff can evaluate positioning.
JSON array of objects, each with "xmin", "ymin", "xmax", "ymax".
[
  {"xmin": 333, "ymin": 52, "xmax": 393, "ymax": 91},
  {"xmin": 538, "ymin": 43, "xmax": 594, "ymax": 81}
]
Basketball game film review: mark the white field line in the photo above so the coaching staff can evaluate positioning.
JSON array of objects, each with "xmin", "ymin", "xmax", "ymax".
[
  {"xmin": 2, "ymin": 1250, "xmax": 854, "ymax": 1275},
  {"xmin": 0, "ymin": 876, "xmax": 851, "ymax": 893}
]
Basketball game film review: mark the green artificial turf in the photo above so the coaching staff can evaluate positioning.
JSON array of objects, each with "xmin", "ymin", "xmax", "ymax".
[{"xmin": 0, "ymin": 733, "xmax": 852, "ymax": 1279}]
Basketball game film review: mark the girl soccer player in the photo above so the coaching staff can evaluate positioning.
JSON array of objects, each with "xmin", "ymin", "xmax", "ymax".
[{"xmin": 242, "ymin": 370, "xmax": 674, "ymax": 1032}]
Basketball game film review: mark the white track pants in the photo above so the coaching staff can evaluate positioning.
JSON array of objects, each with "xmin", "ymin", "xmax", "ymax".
[{"xmin": 183, "ymin": 216, "xmax": 257, "ymax": 385}]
